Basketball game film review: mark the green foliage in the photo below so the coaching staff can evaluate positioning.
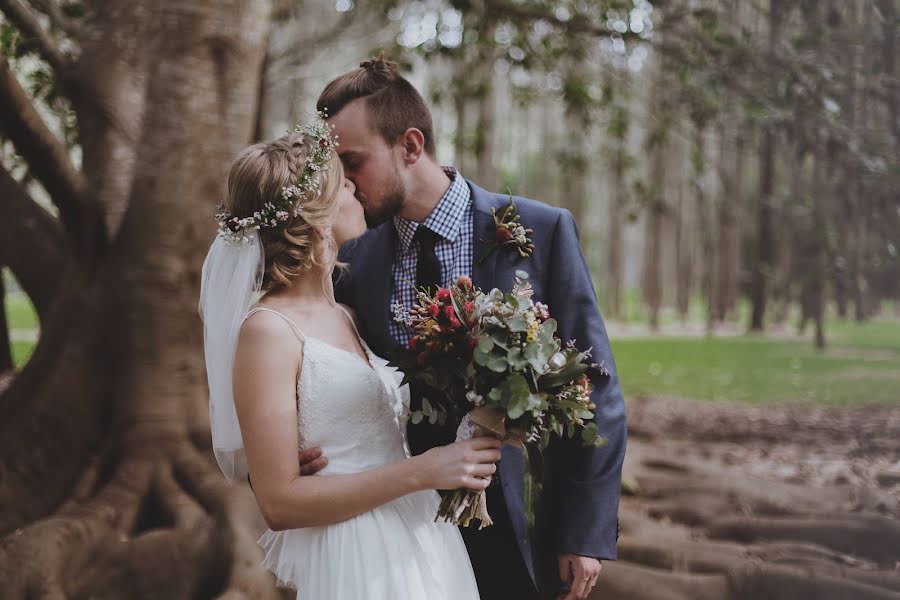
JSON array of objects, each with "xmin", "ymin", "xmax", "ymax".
[{"xmin": 1, "ymin": 22, "xmax": 20, "ymax": 56}]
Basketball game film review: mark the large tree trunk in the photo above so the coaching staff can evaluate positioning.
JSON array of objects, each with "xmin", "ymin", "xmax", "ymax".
[
  {"xmin": 772, "ymin": 146, "xmax": 803, "ymax": 326},
  {"xmin": 714, "ymin": 121, "xmax": 743, "ymax": 323},
  {"xmin": 606, "ymin": 95, "xmax": 630, "ymax": 321},
  {"xmin": 798, "ymin": 0, "xmax": 828, "ymax": 349},
  {"xmin": 474, "ymin": 72, "xmax": 497, "ymax": 190},
  {"xmin": 642, "ymin": 135, "xmax": 666, "ymax": 332},
  {"xmin": 674, "ymin": 162, "xmax": 692, "ymax": 323},
  {"xmin": 692, "ymin": 122, "xmax": 714, "ymax": 332},
  {"xmin": 0, "ymin": 2, "xmax": 279, "ymax": 596},
  {"xmin": 748, "ymin": 0, "xmax": 781, "ymax": 332},
  {"xmin": 878, "ymin": 0, "xmax": 899, "ymax": 157},
  {"xmin": 452, "ymin": 70, "xmax": 469, "ymax": 174}
]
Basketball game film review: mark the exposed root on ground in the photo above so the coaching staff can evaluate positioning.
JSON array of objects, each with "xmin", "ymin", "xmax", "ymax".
[
  {"xmin": 591, "ymin": 397, "xmax": 900, "ymax": 600},
  {"xmin": 0, "ymin": 437, "xmax": 285, "ymax": 599}
]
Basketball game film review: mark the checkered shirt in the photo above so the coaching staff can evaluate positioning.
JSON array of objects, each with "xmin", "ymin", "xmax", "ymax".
[{"xmin": 389, "ymin": 167, "xmax": 473, "ymax": 345}]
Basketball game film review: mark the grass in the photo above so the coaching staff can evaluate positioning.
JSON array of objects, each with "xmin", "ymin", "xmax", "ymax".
[
  {"xmin": 5, "ymin": 291, "xmax": 38, "ymax": 331},
  {"xmin": 611, "ymin": 318, "xmax": 900, "ymax": 406},
  {"xmin": 12, "ymin": 341, "xmax": 35, "ymax": 366},
  {"xmin": 5, "ymin": 291, "xmax": 38, "ymax": 368}
]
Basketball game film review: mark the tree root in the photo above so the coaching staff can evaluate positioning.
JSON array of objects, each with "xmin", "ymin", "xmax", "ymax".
[
  {"xmin": 707, "ymin": 514, "xmax": 900, "ymax": 566},
  {"xmin": 594, "ymin": 397, "xmax": 900, "ymax": 599},
  {"xmin": 0, "ymin": 440, "xmax": 282, "ymax": 599}
]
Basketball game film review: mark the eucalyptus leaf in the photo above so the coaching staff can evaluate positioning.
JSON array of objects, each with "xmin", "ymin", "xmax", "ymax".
[
  {"xmin": 539, "ymin": 318, "xmax": 558, "ymax": 340},
  {"xmin": 508, "ymin": 315, "xmax": 528, "ymax": 332},
  {"xmin": 507, "ymin": 347, "xmax": 528, "ymax": 370},
  {"xmin": 491, "ymin": 331, "xmax": 509, "ymax": 348},
  {"xmin": 487, "ymin": 356, "xmax": 508, "ymax": 373},
  {"xmin": 473, "ymin": 347, "xmax": 492, "ymax": 366},
  {"xmin": 581, "ymin": 422, "xmax": 600, "ymax": 444},
  {"xmin": 477, "ymin": 336, "xmax": 494, "ymax": 353},
  {"xmin": 507, "ymin": 403, "xmax": 526, "ymax": 419}
]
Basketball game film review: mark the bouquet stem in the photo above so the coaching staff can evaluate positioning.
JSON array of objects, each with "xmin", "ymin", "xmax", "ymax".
[{"xmin": 435, "ymin": 488, "xmax": 494, "ymax": 529}]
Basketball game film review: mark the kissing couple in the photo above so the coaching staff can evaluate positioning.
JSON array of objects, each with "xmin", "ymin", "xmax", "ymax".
[{"xmin": 200, "ymin": 58, "xmax": 626, "ymax": 600}]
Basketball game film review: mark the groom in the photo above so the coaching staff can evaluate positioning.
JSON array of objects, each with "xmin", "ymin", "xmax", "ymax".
[{"xmin": 309, "ymin": 59, "xmax": 626, "ymax": 600}]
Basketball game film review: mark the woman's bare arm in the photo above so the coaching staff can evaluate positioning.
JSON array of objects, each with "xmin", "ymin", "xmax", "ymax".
[{"xmin": 233, "ymin": 311, "xmax": 500, "ymax": 531}]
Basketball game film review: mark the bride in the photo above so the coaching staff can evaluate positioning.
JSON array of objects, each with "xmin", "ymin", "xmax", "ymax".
[{"xmin": 199, "ymin": 116, "xmax": 494, "ymax": 599}]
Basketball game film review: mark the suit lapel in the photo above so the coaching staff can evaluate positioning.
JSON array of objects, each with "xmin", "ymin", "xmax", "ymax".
[{"xmin": 470, "ymin": 181, "xmax": 501, "ymax": 289}]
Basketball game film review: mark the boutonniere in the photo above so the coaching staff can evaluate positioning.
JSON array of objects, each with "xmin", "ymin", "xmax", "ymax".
[{"xmin": 477, "ymin": 196, "xmax": 535, "ymax": 265}]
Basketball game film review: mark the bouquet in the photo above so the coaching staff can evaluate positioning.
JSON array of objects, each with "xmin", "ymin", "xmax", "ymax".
[{"xmin": 390, "ymin": 271, "xmax": 608, "ymax": 531}]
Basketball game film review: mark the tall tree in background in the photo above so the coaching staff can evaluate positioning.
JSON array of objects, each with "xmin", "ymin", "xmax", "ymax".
[
  {"xmin": 639, "ymin": 57, "xmax": 672, "ymax": 331},
  {"xmin": 604, "ymin": 68, "xmax": 632, "ymax": 321},
  {"xmin": 0, "ymin": 1, "xmax": 278, "ymax": 595},
  {"xmin": 748, "ymin": 0, "xmax": 780, "ymax": 331}
]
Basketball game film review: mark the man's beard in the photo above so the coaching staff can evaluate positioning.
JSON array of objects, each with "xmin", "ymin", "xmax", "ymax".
[{"xmin": 363, "ymin": 173, "xmax": 405, "ymax": 228}]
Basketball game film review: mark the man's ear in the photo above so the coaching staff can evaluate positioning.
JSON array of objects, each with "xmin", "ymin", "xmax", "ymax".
[{"xmin": 398, "ymin": 128, "xmax": 426, "ymax": 164}]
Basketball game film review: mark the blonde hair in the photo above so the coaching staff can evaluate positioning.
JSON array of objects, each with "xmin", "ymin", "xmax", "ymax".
[{"xmin": 225, "ymin": 131, "xmax": 345, "ymax": 298}]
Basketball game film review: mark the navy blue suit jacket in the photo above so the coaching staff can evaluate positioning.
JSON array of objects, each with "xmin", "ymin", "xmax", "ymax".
[{"xmin": 335, "ymin": 179, "xmax": 626, "ymax": 592}]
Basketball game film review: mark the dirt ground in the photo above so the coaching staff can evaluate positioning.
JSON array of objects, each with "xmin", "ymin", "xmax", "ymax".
[{"xmin": 590, "ymin": 396, "xmax": 900, "ymax": 600}]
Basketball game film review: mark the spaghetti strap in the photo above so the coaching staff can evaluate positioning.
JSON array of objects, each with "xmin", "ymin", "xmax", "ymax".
[
  {"xmin": 244, "ymin": 307, "xmax": 306, "ymax": 342},
  {"xmin": 337, "ymin": 304, "xmax": 373, "ymax": 363},
  {"xmin": 336, "ymin": 305, "xmax": 362, "ymax": 339}
]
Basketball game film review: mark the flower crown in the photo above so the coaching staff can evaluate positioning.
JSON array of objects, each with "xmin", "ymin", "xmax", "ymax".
[{"xmin": 215, "ymin": 111, "xmax": 338, "ymax": 244}]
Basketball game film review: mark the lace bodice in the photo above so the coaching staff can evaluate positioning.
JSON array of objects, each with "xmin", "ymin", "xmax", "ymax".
[{"xmin": 245, "ymin": 307, "xmax": 411, "ymax": 475}]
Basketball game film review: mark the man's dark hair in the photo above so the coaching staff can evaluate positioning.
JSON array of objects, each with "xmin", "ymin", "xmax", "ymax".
[{"xmin": 317, "ymin": 58, "xmax": 436, "ymax": 157}]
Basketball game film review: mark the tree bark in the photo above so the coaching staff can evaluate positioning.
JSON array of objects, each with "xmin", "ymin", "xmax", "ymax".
[
  {"xmin": 714, "ymin": 119, "xmax": 744, "ymax": 323},
  {"xmin": 0, "ymin": 55, "xmax": 102, "ymax": 257},
  {"xmin": 642, "ymin": 136, "xmax": 666, "ymax": 331},
  {"xmin": 606, "ymin": 94, "xmax": 629, "ymax": 321},
  {"xmin": 748, "ymin": 0, "xmax": 781, "ymax": 332},
  {"xmin": 675, "ymin": 141, "xmax": 692, "ymax": 323},
  {"xmin": 692, "ymin": 122, "xmax": 714, "ymax": 331},
  {"xmin": 474, "ymin": 71, "xmax": 497, "ymax": 190},
  {"xmin": 0, "ymin": 165, "xmax": 67, "ymax": 322},
  {"xmin": 0, "ymin": 1, "xmax": 275, "ymax": 595}
]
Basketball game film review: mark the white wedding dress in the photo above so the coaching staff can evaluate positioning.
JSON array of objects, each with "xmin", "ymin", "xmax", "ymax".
[{"xmin": 245, "ymin": 307, "xmax": 480, "ymax": 600}]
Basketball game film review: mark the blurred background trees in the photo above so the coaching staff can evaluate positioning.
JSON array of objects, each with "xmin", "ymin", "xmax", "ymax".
[{"xmin": 256, "ymin": 0, "xmax": 899, "ymax": 348}]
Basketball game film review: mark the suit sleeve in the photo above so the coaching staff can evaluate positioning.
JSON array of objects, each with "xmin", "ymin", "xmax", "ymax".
[{"xmin": 544, "ymin": 209, "xmax": 626, "ymax": 561}]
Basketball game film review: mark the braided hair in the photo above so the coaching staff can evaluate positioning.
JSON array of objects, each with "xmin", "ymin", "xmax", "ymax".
[{"xmin": 224, "ymin": 131, "xmax": 345, "ymax": 296}]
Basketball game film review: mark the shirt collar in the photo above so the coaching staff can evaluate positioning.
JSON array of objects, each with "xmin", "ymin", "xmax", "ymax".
[{"xmin": 394, "ymin": 167, "xmax": 470, "ymax": 253}]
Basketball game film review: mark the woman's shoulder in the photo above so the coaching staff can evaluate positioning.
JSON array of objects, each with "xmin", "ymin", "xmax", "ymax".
[{"xmin": 241, "ymin": 306, "xmax": 305, "ymax": 348}]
